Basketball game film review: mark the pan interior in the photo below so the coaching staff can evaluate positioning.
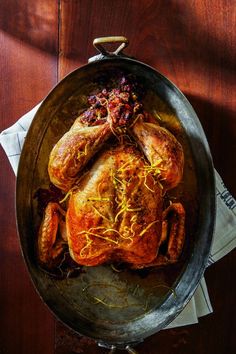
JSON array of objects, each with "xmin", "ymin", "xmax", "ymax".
[{"xmin": 17, "ymin": 58, "xmax": 212, "ymax": 341}]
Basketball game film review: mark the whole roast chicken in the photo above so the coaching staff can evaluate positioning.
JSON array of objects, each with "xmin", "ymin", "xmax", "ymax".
[{"xmin": 38, "ymin": 75, "xmax": 185, "ymax": 270}]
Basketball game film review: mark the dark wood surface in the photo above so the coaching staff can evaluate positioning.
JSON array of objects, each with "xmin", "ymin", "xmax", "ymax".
[{"xmin": 0, "ymin": 1, "xmax": 235, "ymax": 353}]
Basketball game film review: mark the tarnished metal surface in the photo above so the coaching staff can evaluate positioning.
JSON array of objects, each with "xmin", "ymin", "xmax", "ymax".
[{"xmin": 16, "ymin": 40, "xmax": 215, "ymax": 349}]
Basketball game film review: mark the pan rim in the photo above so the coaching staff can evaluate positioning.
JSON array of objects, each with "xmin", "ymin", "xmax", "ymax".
[{"xmin": 16, "ymin": 55, "xmax": 215, "ymax": 344}]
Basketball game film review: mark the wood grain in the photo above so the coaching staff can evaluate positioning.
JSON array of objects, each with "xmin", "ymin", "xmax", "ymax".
[
  {"xmin": 0, "ymin": 0, "xmax": 235, "ymax": 353},
  {"xmin": 0, "ymin": 1, "xmax": 58, "ymax": 353}
]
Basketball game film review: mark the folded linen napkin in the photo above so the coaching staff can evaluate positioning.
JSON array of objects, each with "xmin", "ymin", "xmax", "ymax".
[{"xmin": 1, "ymin": 104, "xmax": 236, "ymax": 329}]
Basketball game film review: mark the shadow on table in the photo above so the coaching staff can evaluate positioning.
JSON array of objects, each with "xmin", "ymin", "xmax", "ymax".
[
  {"xmin": 0, "ymin": 0, "xmax": 58, "ymax": 54},
  {"xmin": 184, "ymin": 92, "xmax": 236, "ymax": 195}
]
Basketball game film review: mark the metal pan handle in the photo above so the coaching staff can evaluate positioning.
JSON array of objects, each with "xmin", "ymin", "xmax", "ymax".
[
  {"xmin": 107, "ymin": 345, "xmax": 139, "ymax": 354},
  {"xmin": 125, "ymin": 345, "xmax": 139, "ymax": 353},
  {"xmin": 93, "ymin": 36, "xmax": 129, "ymax": 56},
  {"xmin": 98, "ymin": 342, "xmax": 139, "ymax": 353}
]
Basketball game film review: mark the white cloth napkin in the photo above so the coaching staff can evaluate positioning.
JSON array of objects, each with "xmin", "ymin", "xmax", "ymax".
[{"xmin": 1, "ymin": 104, "xmax": 236, "ymax": 329}]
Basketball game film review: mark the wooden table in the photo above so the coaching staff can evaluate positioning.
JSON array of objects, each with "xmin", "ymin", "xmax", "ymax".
[{"xmin": 0, "ymin": 1, "xmax": 235, "ymax": 353}]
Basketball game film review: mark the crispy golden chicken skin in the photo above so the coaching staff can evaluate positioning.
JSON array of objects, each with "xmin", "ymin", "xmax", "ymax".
[
  {"xmin": 66, "ymin": 145, "xmax": 163, "ymax": 266},
  {"xmin": 131, "ymin": 118, "xmax": 184, "ymax": 190},
  {"xmin": 37, "ymin": 76, "xmax": 185, "ymax": 270},
  {"xmin": 48, "ymin": 118, "xmax": 111, "ymax": 191}
]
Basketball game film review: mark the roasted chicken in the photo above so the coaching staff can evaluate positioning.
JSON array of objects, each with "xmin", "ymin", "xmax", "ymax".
[{"xmin": 38, "ymin": 75, "xmax": 185, "ymax": 270}]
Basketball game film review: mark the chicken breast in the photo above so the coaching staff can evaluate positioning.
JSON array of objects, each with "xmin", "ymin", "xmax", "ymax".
[{"xmin": 66, "ymin": 144, "xmax": 163, "ymax": 266}]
